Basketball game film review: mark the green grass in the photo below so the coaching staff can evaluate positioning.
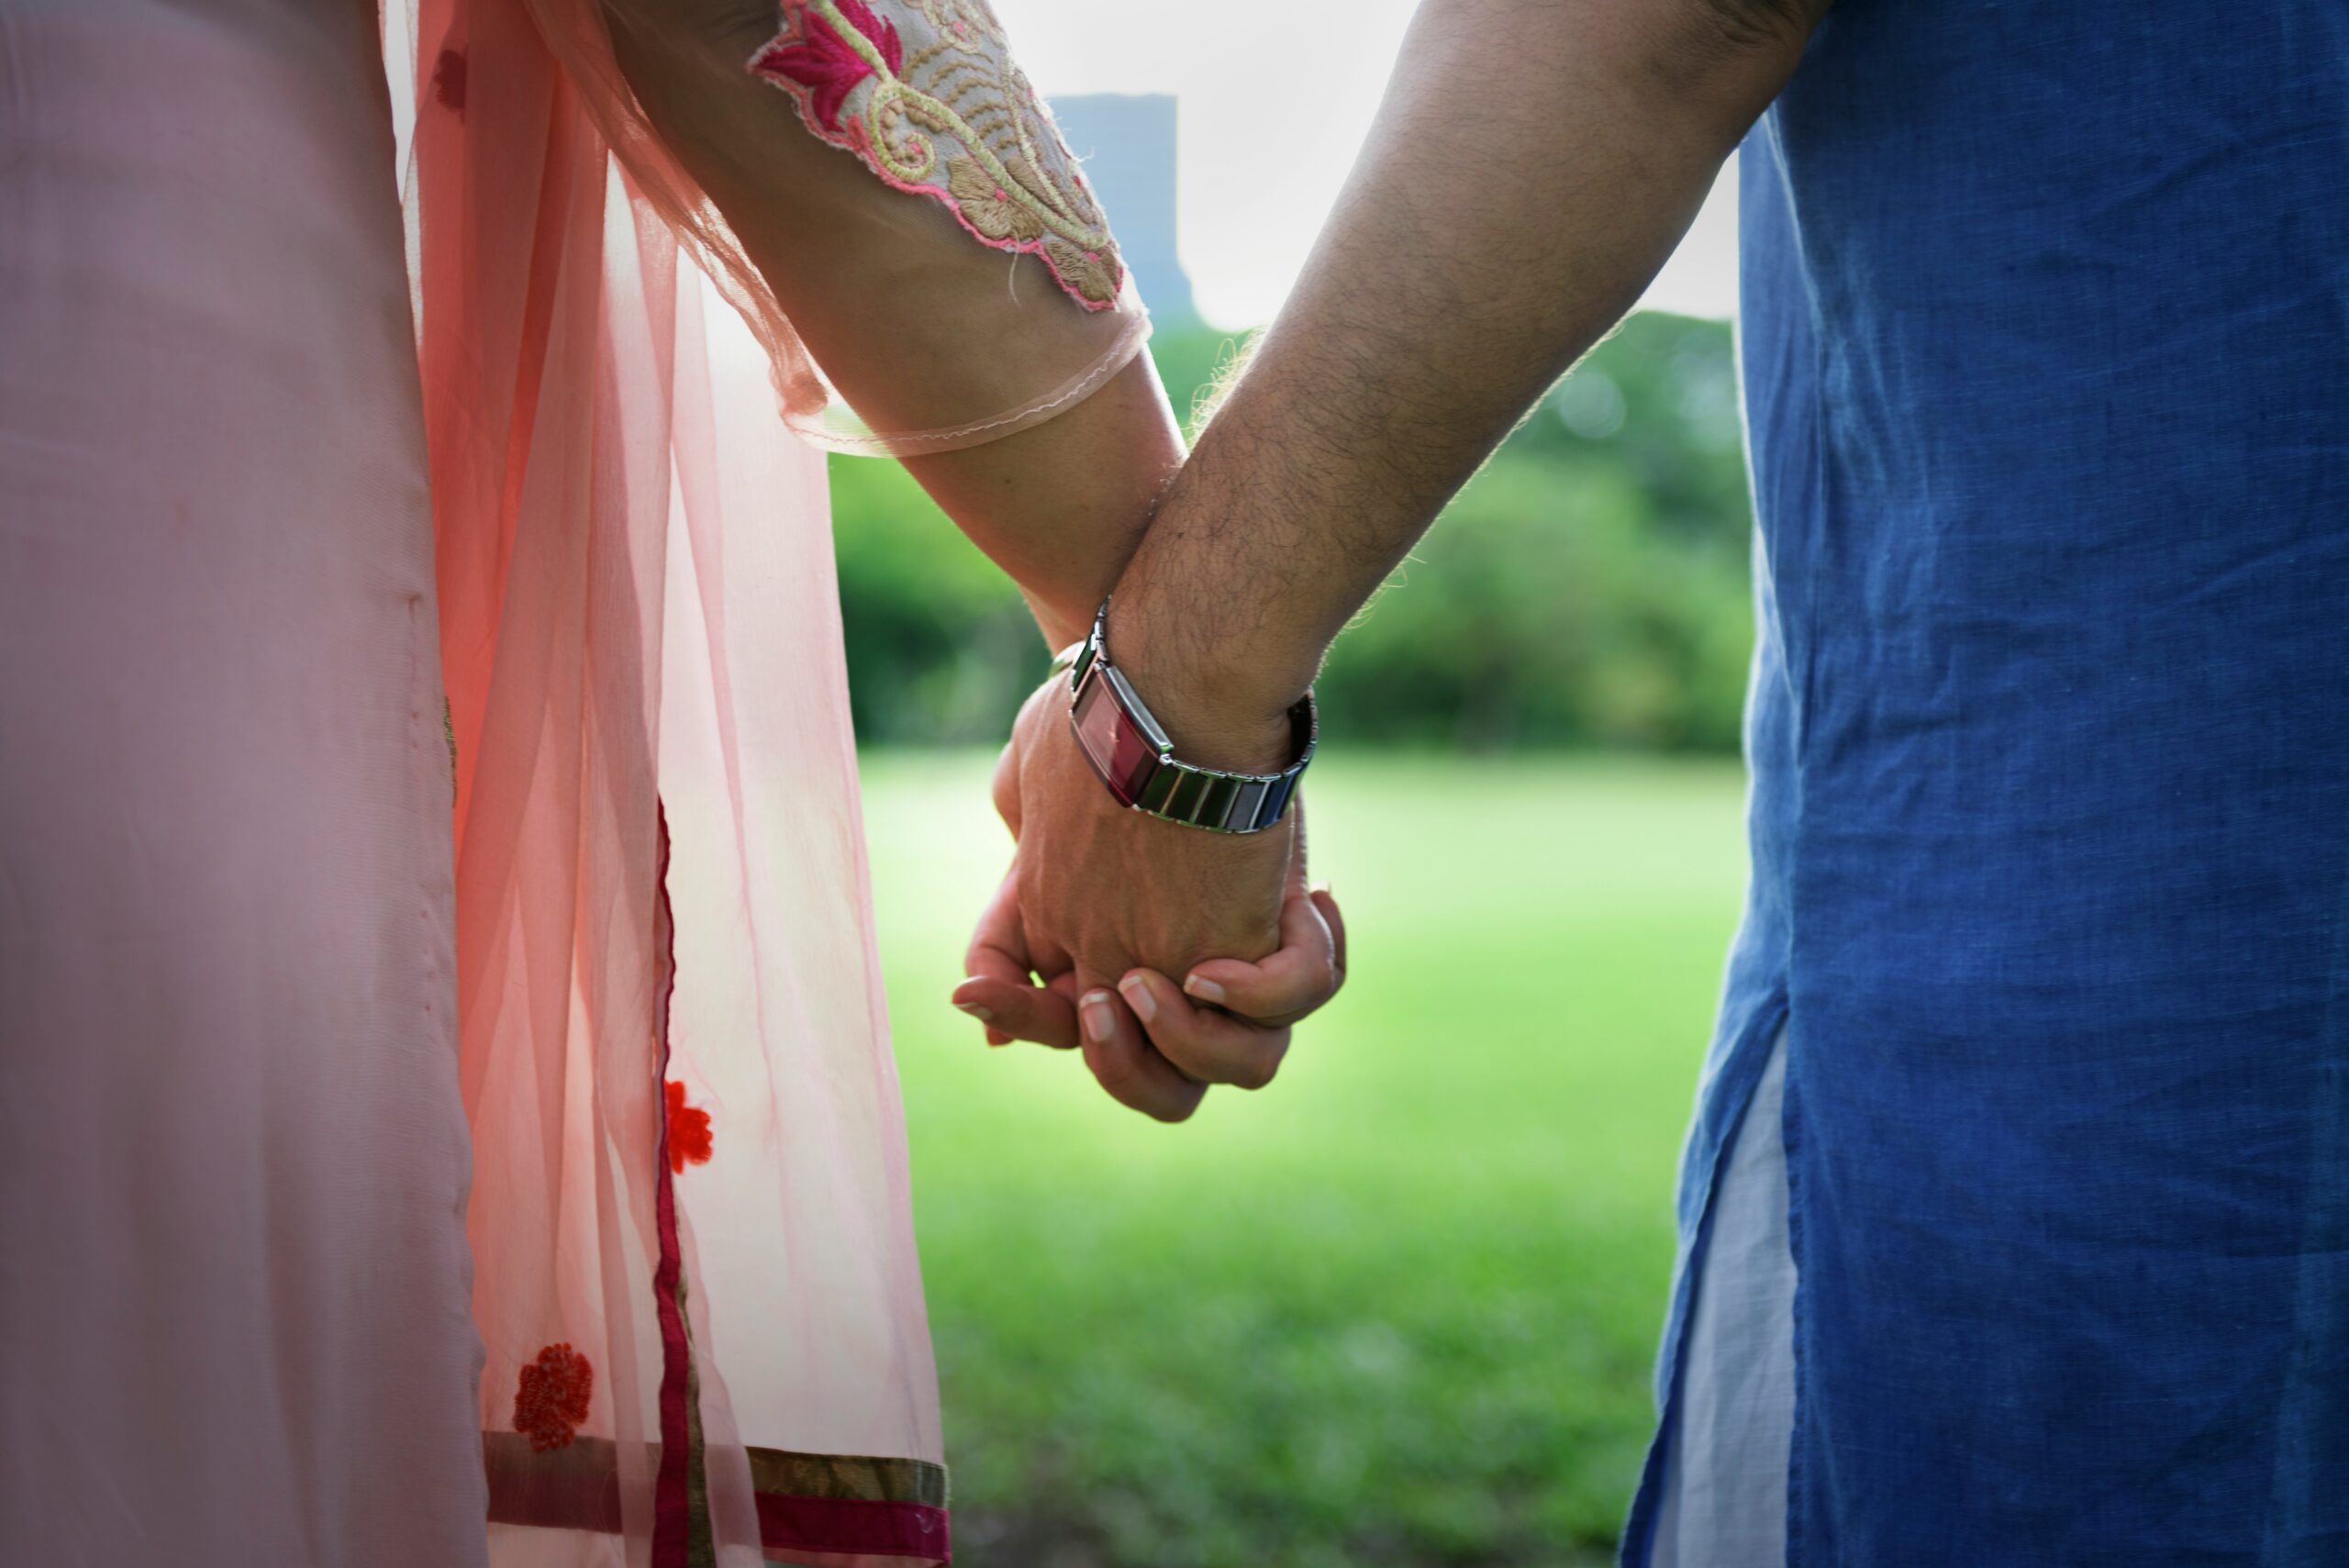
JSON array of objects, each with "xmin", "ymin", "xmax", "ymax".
[{"xmin": 863, "ymin": 751, "xmax": 1751, "ymax": 1568}]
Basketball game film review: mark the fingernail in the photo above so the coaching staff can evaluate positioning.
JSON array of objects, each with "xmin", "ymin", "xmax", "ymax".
[
  {"xmin": 1080, "ymin": 990, "xmax": 1116, "ymax": 1042},
  {"xmin": 1183, "ymin": 974, "xmax": 1226, "ymax": 1006},
  {"xmin": 955, "ymin": 1001, "xmax": 996, "ymax": 1025},
  {"xmin": 1118, "ymin": 974, "xmax": 1158, "ymax": 1022}
]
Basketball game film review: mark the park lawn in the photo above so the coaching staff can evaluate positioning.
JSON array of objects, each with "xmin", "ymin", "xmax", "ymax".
[{"xmin": 860, "ymin": 751, "xmax": 1752, "ymax": 1568}]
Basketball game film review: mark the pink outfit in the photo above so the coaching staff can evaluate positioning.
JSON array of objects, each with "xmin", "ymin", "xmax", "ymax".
[
  {"xmin": 0, "ymin": 0, "xmax": 1146, "ymax": 1562},
  {"xmin": 1, "ymin": 4, "xmax": 487, "ymax": 1561}
]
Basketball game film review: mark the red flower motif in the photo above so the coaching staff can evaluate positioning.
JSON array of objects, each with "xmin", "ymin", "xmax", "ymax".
[
  {"xmin": 431, "ymin": 49, "xmax": 467, "ymax": 115},
  {"xmin": 666, "ymin": 1079, "xmax": 714, "ymax": 1175},
  {"xmin": 513, "ymin": 1342, "xmax": 594, "ymax": 1452},
  {"xmin": 750, "ymin": 0, "xmax": 904, "ymax": 131}
]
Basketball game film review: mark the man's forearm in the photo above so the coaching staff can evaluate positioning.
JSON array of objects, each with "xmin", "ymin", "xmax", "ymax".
[{"xmin": 1111, "ymin": 0, "xmax": 1821, "ymax": 766}]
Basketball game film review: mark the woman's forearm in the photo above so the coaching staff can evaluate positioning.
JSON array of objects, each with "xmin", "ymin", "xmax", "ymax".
[
  {"xmin": 598, "ymin": 0, "xmax": 1182, "ymax": 649},
  {"xmin": 899, "ymin": 353, "xmax": 1186, "ymax": 652}
]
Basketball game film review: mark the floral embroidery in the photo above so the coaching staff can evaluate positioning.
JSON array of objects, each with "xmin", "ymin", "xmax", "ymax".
[
  {"xmin": 665, "ymin": 1079, "xmax": 714, "ymax": 1174},
  {"xmin": 748, "ymin": 0, "xmax": 1125, "ymax": 310},
  {"xmin": 1041, "ymin": 239, "xmax": 1119, "ymax": 306},
  {"xmin": 514, "ymin": 1342, "xmax": 594, "ymax": 1452},
  {"xmin": 433, "ymin": 49, "xmax": 466, "ymax": 116},
  {"xmin": 757, "ymin": 0, "xmax": 901, "ymax": 130}
]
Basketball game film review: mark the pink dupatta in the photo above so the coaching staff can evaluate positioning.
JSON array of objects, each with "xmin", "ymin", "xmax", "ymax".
[{"xmin": 407, "ymin": 1, "xmax": 962, "ymax": 1560}]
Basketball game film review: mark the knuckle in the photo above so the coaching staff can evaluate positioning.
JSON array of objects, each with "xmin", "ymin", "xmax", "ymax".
[
  {"xmin": 1085, "ymin": 1050, "xmax": 1133, "ymax": 1095},
  {"xmin": 1153, "ymin": 1040, "xmax": 1210, "ymax": 1083},
  {"xmin": 1258, "ymin": 980, "xmax": 1311, "ymax": 1019},
  {"xmin": 1232, "ymin": 1044, "xmax": 1286, "ymax": 1091}
]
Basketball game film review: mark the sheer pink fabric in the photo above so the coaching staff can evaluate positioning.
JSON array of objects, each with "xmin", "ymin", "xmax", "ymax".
[{"xmin": 411, "ymin": 1, "xmax": 955, "ymax": 1562}]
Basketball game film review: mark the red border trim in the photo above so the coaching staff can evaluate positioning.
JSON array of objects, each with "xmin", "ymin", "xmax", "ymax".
[
  {"xmin": 756, "ymin": 1495, "xmax": 953, "ymax": 1559},
  {"xmin": 651, "ymin": 803, "xmax": 696, "ymax": 1565},
  {"xmin": 483, "ymin": 1440, "xmax": 625, "ymax": 1533}
]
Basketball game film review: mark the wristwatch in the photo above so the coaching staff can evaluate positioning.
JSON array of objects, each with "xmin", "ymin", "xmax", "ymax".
[{"xmin": 1060, "ymin": 598, "xmax": 1317, "ymax": 834}]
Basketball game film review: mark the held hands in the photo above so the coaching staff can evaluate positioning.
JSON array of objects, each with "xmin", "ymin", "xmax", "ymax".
[{"xmin": 952, "ymin": 675, "xmax": 1346, "ymax": 1121}]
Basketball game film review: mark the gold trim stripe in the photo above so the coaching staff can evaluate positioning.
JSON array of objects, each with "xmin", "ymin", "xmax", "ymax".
[
  {"xmin": 484, "ymin": 1431, "xmax": 947, "ymax": 1514},
  {"xmin": 746, "ymin": 1447, "xmax": 948, "ymax": 1509}
]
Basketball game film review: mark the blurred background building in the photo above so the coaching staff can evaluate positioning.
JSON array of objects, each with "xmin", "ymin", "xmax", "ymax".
[{"xmin": 1051, "ymin": 94, "xmax": 1201, "ymax": 326}]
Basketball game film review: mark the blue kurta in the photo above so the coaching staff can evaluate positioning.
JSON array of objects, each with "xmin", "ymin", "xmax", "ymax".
[{"xmin": 1626, "ymin": 6, "xmax": 2349, "ymax": 1563}]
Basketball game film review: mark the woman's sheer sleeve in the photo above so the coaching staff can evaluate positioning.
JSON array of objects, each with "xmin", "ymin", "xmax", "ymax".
[{"xmin": 531, "ymin": 0, "xmax": 1152, "ymax": 455}]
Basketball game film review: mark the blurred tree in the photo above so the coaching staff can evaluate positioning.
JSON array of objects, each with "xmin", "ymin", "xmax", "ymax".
[{"xmin": 827, "ymin": 312, "xmax": 1757, "ymax": 752}]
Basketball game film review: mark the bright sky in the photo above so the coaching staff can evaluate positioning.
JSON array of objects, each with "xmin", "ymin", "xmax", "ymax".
[{"xmin": 995, "ymin": 0, "xmax": 1742, "ymax": 328}]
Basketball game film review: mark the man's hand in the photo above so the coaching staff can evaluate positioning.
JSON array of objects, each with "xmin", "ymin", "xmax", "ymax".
[
  {"xmin": 949, "ymin": 0, "xmax": 1820, "ymax": 1118},
  {"xmin": 951, "ymin": 676, "xmax": 1346, "ymax": 1120}
]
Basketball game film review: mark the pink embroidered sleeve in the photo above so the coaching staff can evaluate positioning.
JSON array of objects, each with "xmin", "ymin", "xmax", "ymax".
[
  {"xmin": 521, "ymin": 0, "xmax": 1152, "ymax": 457},
  {"xmin": 747, "ymin": 1, "xmax": 1126, "ymax": 315}
]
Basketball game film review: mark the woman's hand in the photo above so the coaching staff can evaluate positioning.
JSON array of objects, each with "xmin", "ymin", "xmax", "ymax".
[{"xmin": 951, "ymin": 678, "xmax": 1347, "ymax": 1120}]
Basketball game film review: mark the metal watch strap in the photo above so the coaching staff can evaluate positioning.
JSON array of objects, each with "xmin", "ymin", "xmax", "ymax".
[{"xmin": 1062, "ymin": 599, "xmax": 1316, "ymax": 835}]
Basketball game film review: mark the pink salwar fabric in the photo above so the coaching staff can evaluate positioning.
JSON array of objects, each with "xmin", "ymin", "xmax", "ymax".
[
  {"xmin": 0, "ymin": 4, "xmax": 489, "ymax": 1562},
  {"xmin": 5, "ymin": 0, "xmax": 1136, "ymax": 1560}
]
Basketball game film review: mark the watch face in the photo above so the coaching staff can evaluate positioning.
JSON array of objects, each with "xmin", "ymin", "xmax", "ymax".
[{"xmin": 1072, "ymin": 668, "xmax": 1162, "ymax": 806}]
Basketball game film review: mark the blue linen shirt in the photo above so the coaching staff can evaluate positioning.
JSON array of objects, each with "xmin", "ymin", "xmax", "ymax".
[{"xmin": 1625, "ymin": 6, "xmax": 2349, "ymax": 1563}]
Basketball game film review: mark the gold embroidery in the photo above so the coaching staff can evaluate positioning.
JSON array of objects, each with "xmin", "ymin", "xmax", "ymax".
[
  {"xmin": 483, "ymin": 1432, "xmax": 951, "ymax": 1523},
  {"xmin": 750, "ymin": 0, "xmax": 1126, "ymax": 309},
  {"xmin": 745, "ymin": 1445, "xmax": 950, "ymax": 1507},
  {"xmin": 947, "ymin": 155, "xmax": 1050, "ymax": 242}
]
